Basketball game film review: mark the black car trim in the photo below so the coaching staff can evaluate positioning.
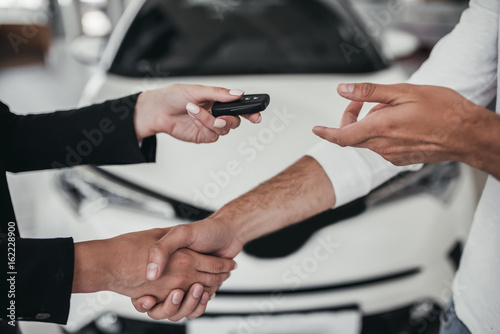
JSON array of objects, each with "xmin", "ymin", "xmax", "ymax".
[
  {"xmin": 216, "ymin": 268, "xmax": 420, "ymax": 296},
  {"xmin": 243, "ymin": 197, "xmax": 367, "ymax": 258},
  {"xmin": 448, "ymin": 241, "xmax": 463, "ymax": 271},
  {"xmin": 203, "ymin": 304, "xmax": 359, "ymax": 317}
]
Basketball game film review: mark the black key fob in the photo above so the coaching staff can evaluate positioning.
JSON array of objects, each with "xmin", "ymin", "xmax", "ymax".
[{"xmin": 211, "ymin": 94, "xmax": 270, "ymax": 117}]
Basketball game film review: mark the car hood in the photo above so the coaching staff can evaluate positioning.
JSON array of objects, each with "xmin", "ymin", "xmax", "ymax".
[{"xmin": 82, "ymin": 68, "xmax": 407, "ymax": 211}]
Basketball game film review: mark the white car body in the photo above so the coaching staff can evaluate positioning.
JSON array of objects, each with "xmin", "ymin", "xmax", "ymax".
[{"xmin": 28, "ymin": 1, "xmax": 477, "ymax": 333}]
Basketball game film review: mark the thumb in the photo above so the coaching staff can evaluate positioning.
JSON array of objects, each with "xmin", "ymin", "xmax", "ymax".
[
  {"xmin": 147, "ymin": 225, "xmax": 193, "ymax": 281},
  {"xmin": 194, "ymin": 85, "xmax": 245, "ymax": 103},
  {"xmin": 132, "ymin": 296, "xmax": 157, "ymax": 313}
]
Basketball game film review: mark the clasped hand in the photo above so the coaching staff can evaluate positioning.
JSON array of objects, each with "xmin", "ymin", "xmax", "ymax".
[{"xmin": 73, "ymin": 227, "xmax": 236, "ymax": 321}]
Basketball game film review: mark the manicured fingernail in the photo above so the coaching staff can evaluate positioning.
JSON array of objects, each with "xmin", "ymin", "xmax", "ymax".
[
  {"xmin": 338, "ymin": 84, "xmax": 355, "ymax": 94},
  {"xmin": 186, "ymin": 102, "xmax": 200, "ymax": 114},
  {"xmin": 214, "ymin": 119, "xmax": 227, "ymax": 128},
  {"xmin": 193, "ymin": 285, "xmax": 203, "ymax": 299},
  {"xmin": 229, "ymin": 89, "xmax": 244, "ymax": 96},
  {"xmin": 172, "ymin": 292, "xmax": 183, "ymax": 305},
  {"xmin": 201, "ymin": 292, "xmax": 210, "ymax": 305},
  {"xmin": 147, "ymin": 263, "xmax": 159, "ymax": 280},
  {"xmin": 210, "ymin": 293, "xmax": 216, "ymax": 301},
  {"xmin": 142, "ymin": 300, "xmax": 154, "ymax": 310},
  {"xmin": 255, "ymin": 115, "xmax": 262, "ymax": 124}
]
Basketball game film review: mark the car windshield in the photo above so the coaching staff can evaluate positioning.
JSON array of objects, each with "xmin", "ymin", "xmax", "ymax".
[{"xmin": 109, "ymin": 0, "xmax": 387, "ymax": 77}]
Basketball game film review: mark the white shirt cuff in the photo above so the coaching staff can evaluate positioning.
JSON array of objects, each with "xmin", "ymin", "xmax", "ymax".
[{"xmin": 307, "ymin": 141, "xmax": 422, "ymax": 208}]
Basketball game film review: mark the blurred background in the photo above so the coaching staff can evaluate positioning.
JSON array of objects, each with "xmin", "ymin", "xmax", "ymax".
[
  {"xmin": 0, "ymin": 0, "xmax": 471, "ymax": 112},
  {"xmin": 1, "ymin": 1, "xmax": 491, "ymax": 333}
]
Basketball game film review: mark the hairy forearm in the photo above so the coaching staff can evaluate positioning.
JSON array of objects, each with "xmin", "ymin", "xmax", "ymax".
[
  {"xmin": 212, "ymin": 156, "xmax": 336, "ymax": 244},
  {"xmin": 462, "ymin": 108, "xmax": 500, "ymax": 180}
]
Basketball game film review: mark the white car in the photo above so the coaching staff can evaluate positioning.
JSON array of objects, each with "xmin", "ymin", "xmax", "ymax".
[{"xmin": 28, "ymin": 0, "xmax": 477, "ymax": 333}]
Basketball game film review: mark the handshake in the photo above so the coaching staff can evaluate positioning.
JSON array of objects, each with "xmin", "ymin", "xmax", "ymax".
[
  {"xmin": 72, "ymin": 215, "xmax": 245, "ymax": 322},
  {"xmin": 70, "ymin": 84, "xmax": 265, "ymax": 322}
]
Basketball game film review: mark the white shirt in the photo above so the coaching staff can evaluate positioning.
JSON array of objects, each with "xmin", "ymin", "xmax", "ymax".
[{"xmin": 308, "ymin": 0, "xmax": 499, "ymax": 332}]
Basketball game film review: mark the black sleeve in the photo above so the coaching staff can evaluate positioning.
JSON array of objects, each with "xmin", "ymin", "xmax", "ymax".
[
  {"xmin": 0, "ymin": 94, "xmax": 156, "ymax": 173},
  {"xmin": 1, "ymin": 237, "xmax": 74, "ymax": 325}
]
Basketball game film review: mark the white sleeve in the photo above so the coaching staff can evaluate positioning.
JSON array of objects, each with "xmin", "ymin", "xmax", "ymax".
[
  {"xmin": 408, "ymin": 0, "xmax": 498, "ymax": 106},
  {"xmin": 309, "ymin": 0, "xmax": 498, "ymax": 208},
  {"xmin": 307, "ymin": 142, "xmax": 421, "ymax": 208}
]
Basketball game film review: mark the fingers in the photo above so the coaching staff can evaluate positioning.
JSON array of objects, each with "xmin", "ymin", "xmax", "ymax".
[
  {"xmin": 217, "ymin": 115, "xmax": 242, "ymax": 130},
  {"xmin": 313, "ymin": 102, "xmax": 402, "ymax": 147},
  {"xmin": 186, "ymin": 103, "xmax": 239, "ymax": 135},
  {"xmin": 242, "ymin": 113, "xmax": 263, "ymax": 124},
  {"xmin": 312, "ymin": 120, "xmax": 374, "ymax": 147},
  {"xmin": 187, "ymin": 292, "xmax": 210, "ymax": 319},
  {"xmin": 147, "ymin": 284, "xmax": 208, "ymax": 322},
  {"xmin": 147, "ymin": 226, "xmax": 193, "ymax": 281},
  {"xmin": 132, "ymin": 296, "xmax": 157, "ymax": 313},
  {"xmin": 167, "ymin": 284, "xmax": 206, "ymax": 322},
  {"xmin": 197, "ymin": 272, "xmax": 231, "ymax": 289},
  {"xmin": 339, "ymin": 101, "xmax": 364, "ymax": 128},
  {"xmin": 193, "ymin": 252, "xmax": 236, "ymax": 274},
  {"xmin": 189, "ymin": 85, "xmax": 245, "ymax": 103},
  {"xmin": 147, "ymin": 289, "xmax": 185, "ymax": 321},
  {"xmin": 368, "ymin": 103, "xmax": 391, "ymax": 115},
  {"xmin": 337, "ymin": 83, "xmax": 411, "ymax": 105}
]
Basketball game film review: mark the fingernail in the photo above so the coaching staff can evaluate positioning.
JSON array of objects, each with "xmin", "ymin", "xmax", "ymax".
[
  {"xmin": 172, "ymin": 292, "xmax": 182, "ymax": 305},
  {"xmin": 201, "ymin": 292, "xmax": 210, "ymax": 305},
  {"xmin": 255, "ymin": 115, "xmax": 262, "ymax": 124},
  {"xmin": 229, "ymin": 89, "xmax": 244, "ymax": 96},
  {"xmin": 233, "ymin": 262, "xmax": 238, "ymax": 270},
  {"xmin": 147, "ymin": 263, "xmax": 159, "ymax": 280},
  {"xmin": 142, "ymin": 300, "xmax": 154, "ymax": 310},
  {"xmin": 338, "ymin": 84, "xmax": 355, "ymax": 94},
  {"xmin": 193, "ymin": 285, "xmax": 203, "ymax": 299},
  {"xmin": 214, "ymin": 119, "xmax": 227, "ymax": 129},
  {"xmin": 186, "ymin": 102, "xmax": 200, "ymax": 114},
  {"xmin": 210, "ymin": 293, "xmax": 216, "ymax": 301}
]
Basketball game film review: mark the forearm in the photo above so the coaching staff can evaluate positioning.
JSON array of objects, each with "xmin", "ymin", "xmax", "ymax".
[
  {"xmin": 72, "ymin": 241, "xmax": 111, "ymax": 294},
  {"xmin": 212, "ymin": 156, "xmax": 335, "ymax": 244},
  {"xmin": 1, "ymin": 94, "xmax": 155, "ymax": 173},
  {"xmin": 463, "ymin": 109, "xmax": 500, "ymax": 180}
]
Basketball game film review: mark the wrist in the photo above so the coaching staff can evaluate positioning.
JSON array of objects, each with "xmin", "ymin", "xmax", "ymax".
[
  {"xmin": 210, "ymin": 209, "xmax": 249, "ymax": 245},
  {"xmin": 211, "ymin": 201, "xmax": 278, "ymax": 245},
  {"xmin": 462, "ymin": 108, "xmax": 500, "ymax": 173},
  {"xmin": 73, "ymin": 241, "xmax": 113, "ymax": 293},
  {"xmin": 134, "ymin": 91, "xmax": 158, "ymax": 142}
]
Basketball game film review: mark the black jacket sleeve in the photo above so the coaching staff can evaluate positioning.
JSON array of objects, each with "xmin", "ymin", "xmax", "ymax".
[
  {"xmin": 0, "ymin": 94, "xmax": 158, "ymax": 326},
  {"xmin": 1, "ymin": 237, "xmax": 74, "ymax": 325},
  {"xmin": 0, "ymin": 94, "xmax": 156, "ymax": 172}
]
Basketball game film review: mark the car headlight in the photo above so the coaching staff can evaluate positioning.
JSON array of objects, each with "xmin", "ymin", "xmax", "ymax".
[
  {"xmin": 57, "ymin": 166, "xmax": 177, "ymax": 220},
  {"xmin": 366, "ymin": 162, "xmax": 460, "ymax": 208}
]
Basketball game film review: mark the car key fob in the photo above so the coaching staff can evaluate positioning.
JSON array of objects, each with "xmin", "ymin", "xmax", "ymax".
[{"xmin": 211, "ymin": 94, "xmax": 270, "ymax": 117}]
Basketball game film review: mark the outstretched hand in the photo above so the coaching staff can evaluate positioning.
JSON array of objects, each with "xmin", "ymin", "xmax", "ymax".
[
  {"xmin": 313, "ymin": 83, "xmax": 491, "ymax": 167},
  {"xmin": 134, "ymin": 84, "xmax": 262, "ymax": 143}
]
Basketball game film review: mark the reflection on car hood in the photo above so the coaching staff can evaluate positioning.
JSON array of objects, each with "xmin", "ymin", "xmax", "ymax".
[{"xmin": 86, "ymin": 69, "xmax": 406, "ymax": 210}]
